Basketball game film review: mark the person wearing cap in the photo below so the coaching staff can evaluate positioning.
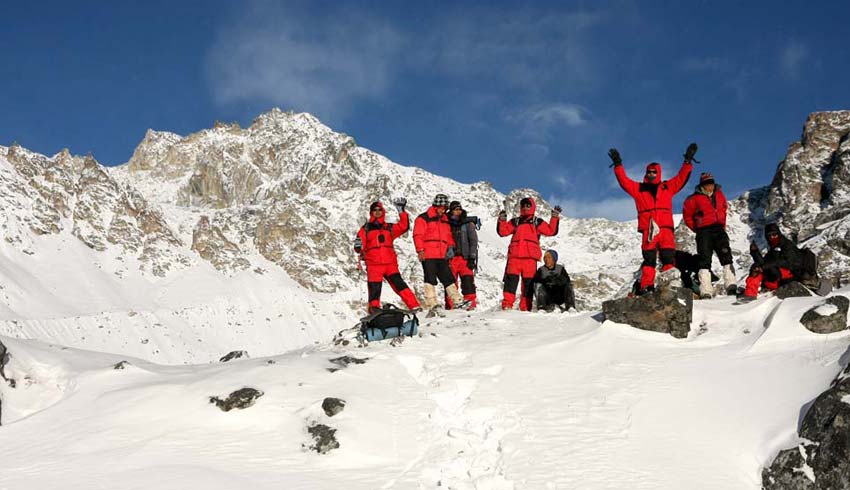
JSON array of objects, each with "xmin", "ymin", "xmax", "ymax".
[
  {"xmin": 354, "ymin": 199, "xmax": 420, "ymax": 312},
  {"xmin": 413, "ymin": 194, "xmax": 468, "ymax": 312},
  {"xmin": 608, "ymin": 144, "xmax": 696, "ymax": 294},
  {"xmin": 497, "ymin": 196, "xmax": 561, "ymax": 311},
  {"xmin": 532, "ymin": 249, "xmax": 575, "ymax": 312},
  {"xmin": 742, "ymin": 223, "xmax": 820, "ymax": 298},
  {"xmin": 445, "ymin": 201, "xmax": 479, "ymax": 309},
  {"xmin": 682, "ymin": 172, "xmax": 737, "ymax": 298}
]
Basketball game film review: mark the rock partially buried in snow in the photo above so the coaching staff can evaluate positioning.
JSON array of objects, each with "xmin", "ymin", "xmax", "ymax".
[
  {"xmin": 305, "ymin": 423, "xmax": 339, "ymax": 454},
  {"xmin": 774, "ymin": 281, "xmax": 813, "ymax": 299},
  {"xmin": 0, "ymin": 338, "xmax": 7, "ymax": 380},
  {"xmin": 209, "ymin": 388, "xmax": 264, "ymax": 412},
  {"xmin": 762, "ymin": 361, "xmax": 850, "ymax": 489},
  {"xmin": 321, "ymin": 397, "xmax": 346, "ymax": 417},
  {"xmin": 326, "ymin": 355, "xmax": 368, "ymax": 373},
  {"xmin": 113, "ymin": 361, "xmax": 131, "ymax": 370},
  {"xmin": 601, "ymin": 286, "xmax": 693, "ymax": 339},
  {"xmin": 219, "ymin": 350, "xmax": 249, "ymax": 363},
  {"xmin": 799, "ymin": 296, "xmax": 849, "ymax": 334}
]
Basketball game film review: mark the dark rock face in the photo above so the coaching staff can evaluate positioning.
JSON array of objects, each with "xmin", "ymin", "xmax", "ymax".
[
  {"xmin": 322, "ymin": 397, "xmax": 346, "ymax": 417},
  {"xmin": 763, "ymin": 362, "xmax": 850, "ymax": 489},
  {"xmin": 0, "ymin": 338, "xmax": 7, "ymax": 380},
  {"xmin": 775, "ymin": 282, "xmax": 814, "ymax": 299},
  {"xmin": 602, "ymin": 286, "xmax": 693, "ymax": 339},
  {"xmin": 327, "ymin": 355, "xmax": 368, "ymax": 373},
  {"xmin": 800, "ymin": 296, "xmax": 849, "ymax": 334},
  {"xmin": 219, "ymin": 350, "xmax": 249, "ymax": 363},
  {"xmin": 762, "ymin": 446, "xmax": 816, "ymax": 489},
  {"xmin": 113, "ymin": 361, "xmax": 131, "ymax": 370},
  {"xmin": 209, "ymin": 387, "xmax": 264, "ymax": 412},
  {"xmin": 306, "ymin": 423, "xmax": 339, "ymax": 454}
]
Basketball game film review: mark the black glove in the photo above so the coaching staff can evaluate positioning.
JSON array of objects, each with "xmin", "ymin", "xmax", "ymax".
[
  {"xmin": 683, "ymin": 143, "xmax": 700, "ymax": 164},
  {"xmin": 393, "ymin": 197, "xmax": 407, "ymax": 213},
  {"xmin": 353, "ymin": 237, "xmax": 363, "ymax": 253},
  {"xmin": 608, "ymin": 148, "xmax": 622, "ymax": 167},
  {"xmin": 552, "ymin": 205, "xmax": 562, "ymax": 216},
  {"xmin": 749, "ymin": 241, "xmax": 759, "ymax": 254},
  {"xmin": 467, "ymin": 257, "xmax": 477, "ymax": 271},
  {"xmin": 498, "ymin": 210, "xmax": 507, "ymax": 221}
]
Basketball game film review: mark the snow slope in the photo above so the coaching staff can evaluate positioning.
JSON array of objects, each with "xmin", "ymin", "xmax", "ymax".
[{"xmin": 1, "ymin": 289, "xmax": 848, "ymax": 490}]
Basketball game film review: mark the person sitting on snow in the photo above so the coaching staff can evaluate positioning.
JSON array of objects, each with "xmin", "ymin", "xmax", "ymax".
[
  {"xmin": 742, "ymin": 222, "xmax": 819, "ymax": 299},
  {"xmin": 532, "ymin": 249, "xmax": 575, "ymax": 312}
]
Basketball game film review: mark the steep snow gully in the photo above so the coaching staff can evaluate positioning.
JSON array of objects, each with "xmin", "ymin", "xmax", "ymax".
[{"xmin": 0, "ymin": 290, "xmax": 848, "ymax": 490}]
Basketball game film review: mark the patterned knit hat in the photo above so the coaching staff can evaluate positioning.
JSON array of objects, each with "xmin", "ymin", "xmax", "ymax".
[
  {"xmin": 699, "ymin": 172, "xmax": 715, "ymax": 186},
  {"xmin": 433, "ymin": 194, "xmax": 450, "ymax": 207}
]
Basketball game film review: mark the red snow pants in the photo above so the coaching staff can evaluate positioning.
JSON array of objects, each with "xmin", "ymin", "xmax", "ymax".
[
  {"xmin": 366, "ymin": 263, "xmax": 419, "ymax": 311},
  {"xmin": 502, "ymin": 258, "xmax": 538, "ymax": 311}
]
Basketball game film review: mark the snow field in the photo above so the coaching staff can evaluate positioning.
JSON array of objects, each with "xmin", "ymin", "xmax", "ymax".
[{"xmin": 1, "ymin": 289, "xmax": 848, "ymax": 490}]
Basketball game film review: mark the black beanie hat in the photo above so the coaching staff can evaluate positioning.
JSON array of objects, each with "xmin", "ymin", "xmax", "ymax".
[
  {"xmin": 764, "ymin": 222, "xmax": 781, "ymax": 236},
  {"xmin": 520, "ymin": 197, "xmax": 532, "ymax": 208},
  {"xmin": 449, "ymin": 201, "xmax": 462, "ymax": 211},
  {"xmin": 369, "ymin": 201, "xmax": 382, "ymax": 212}
]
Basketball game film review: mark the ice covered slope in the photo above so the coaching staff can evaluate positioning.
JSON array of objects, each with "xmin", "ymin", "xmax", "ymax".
[{"xmin": 1, "ymin": 290, "xmax": 848, "ymax": 490}]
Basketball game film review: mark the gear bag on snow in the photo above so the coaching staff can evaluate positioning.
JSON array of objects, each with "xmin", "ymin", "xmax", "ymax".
[{"xmin": 359, "ymin": 304, "xmax": 419, "ymax": 342}]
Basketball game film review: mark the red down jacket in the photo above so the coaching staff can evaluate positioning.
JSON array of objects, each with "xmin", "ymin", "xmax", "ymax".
[
  {"xmin": 356, "ymin": 202, "xmax": 409, "ymax": 265},
  {"xmin": 496, "ymin": 197, "xmax": 559, "ymax": 260},
  {"xmin": 413, "ymin": 206, "xmax": 455, "ymax": 260},
  {"xmin": 682, "ymin": 186, "xmax": 727, "ymax": 231},
  {"xmin": 615, "ymin": 161, "xmax": 693, "ymax": 232}
]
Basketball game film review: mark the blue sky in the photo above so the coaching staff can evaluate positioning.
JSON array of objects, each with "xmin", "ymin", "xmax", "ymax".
[{"xmin": 2, "ymin": 1, "xmax": 849, "ymax": 220}]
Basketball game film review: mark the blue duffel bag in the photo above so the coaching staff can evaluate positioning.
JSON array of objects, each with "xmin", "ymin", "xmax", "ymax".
[{"xmin": 360, "ymin": 304, "xmax": 419, "ymax": 342}]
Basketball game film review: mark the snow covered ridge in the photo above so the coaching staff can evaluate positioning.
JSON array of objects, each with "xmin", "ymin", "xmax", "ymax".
[{"xmin": 0, "ymin": 292, "xmax": 848, "ymax": 489}]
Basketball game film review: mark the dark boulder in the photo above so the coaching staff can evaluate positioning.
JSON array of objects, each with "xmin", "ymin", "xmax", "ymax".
[
  {"xmin": 306, "ymin": 423, "xmax": 339, "ymax": 454},
  {"xmin": 209, "ymin": 387, "xmax": 264, "ymax": 412},
  {"xmin": 0, "ymin": 338, "xmax": 7, "ymax": 380},
  {"xmin": 763, "ymin": 362, "xmax": 850, "ymax": 489},
  {"xmin": 322, "ymin": 397, "xmax": 346, "ymax": 417},
  {"xmin": 799, "ymin": 296, "xmax": 849, "ymax": 334},
  {"xmin": 219, "ymin": 350, "xmax": 249, "ymax": 363},
  {"xmin": 602, "ymin": 286, "xmax": 693, "ymax": 339},
  {"xmin": 762, "ymin": 445, "xmax": 816, "ymax": 489},
  {"xmin": 775, "ymin": 282, "xmax": 813, "ymax": 299}
]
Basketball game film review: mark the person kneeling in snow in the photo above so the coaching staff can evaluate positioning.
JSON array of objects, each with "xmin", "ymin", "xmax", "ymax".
[
  {"xmin": 532, "ymin": 250, "xmax": 575, "ymax": 312},
  {"xmin": 742, "ymin": 223, "xmax": 819, "ymax": 299}
]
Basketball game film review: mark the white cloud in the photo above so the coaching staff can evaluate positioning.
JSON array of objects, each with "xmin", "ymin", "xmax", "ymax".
[
  {"xmin": 551, "ymin": 196, "xmax": 636, "ymax": 221},
  {"xmin": 779, "ymin": 41, "xmax": 808, "ymax": 80},
  {"xmin": 205, "ymin": 3, "xmax": 403, "ymax": 121}
]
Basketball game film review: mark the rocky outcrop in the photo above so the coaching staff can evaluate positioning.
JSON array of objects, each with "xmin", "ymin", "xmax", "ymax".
[
  {"xmin": 327, "ymin": 355, "xmax": 368, "ymax": 373},
  {"xmin": 800, "ymin": 296, "xmax": 849, "ymax": 334},
  {"xmin": 219, "ymin": 350, "xmax": 249, "ymax": 363},
  {"xmin": 763, "ymin": 360, "xmax": 850, "ymax": 489},
  {"xmin": 740, "ymin": 111, "xmax": 850, "ymax": 285},
  {"xmin": 209, "ymin": 388, "xmax": 264, "ymax": 412},
  {"xmin": 602, "ymin": 286, "xmax": 693, "ymax": 339},
  {"xmin": 775, "ymin": 282, "xmax": 814, "ymax": 299},
  {"xmin": 305, "ymin": 423, "xmax": 339, "ymax": 454},
  {"xmin": 191, "ymin": 216, "xmax": 250, "ymax": 272}
]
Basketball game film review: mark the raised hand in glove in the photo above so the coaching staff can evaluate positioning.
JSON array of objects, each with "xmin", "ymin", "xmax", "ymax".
[
  {"xmin": 552, "ymin": 205, "xmax": 562, "ymax": 217},
  {"xmin": 393, "ymin": 197, "xmax": 407, "ymax": 213},
  {"xmin": 608, "ymin": 148, "xmax": 622, "ymax": 167},
  {"xmin": 353, "ymin": 237, "xmax": 363, "ymax": 253},
  {"xmin": 498, "ymin": 210, "xmax": 507, "ymax": 221},
  {"xmin": 683, "ymin": 143, "xmax": 700, "ymax": 164}
]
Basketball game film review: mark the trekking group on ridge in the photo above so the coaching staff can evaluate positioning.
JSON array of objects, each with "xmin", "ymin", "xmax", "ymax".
[{"xmin": 354, "ymin": 142, "xmax": 824, "ymax": 315}]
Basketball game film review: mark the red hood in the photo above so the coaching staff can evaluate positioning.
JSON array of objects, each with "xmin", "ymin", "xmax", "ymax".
[
  {"xmin": 520, "ymin": 197, "xmax": 537, "ymax": 217},
  {"xmin": 369, "ymin": 201, "xmax": 386, "ymax": 224},
  {"xmin": 643, "ymin": 162, "xmax": 662, "ymax": 183}
]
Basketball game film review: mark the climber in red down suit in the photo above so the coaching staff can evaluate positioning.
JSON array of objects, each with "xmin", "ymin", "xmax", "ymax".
[
  {"xmin": 354, "ymin": 199, "xmax": 420, "ymax": 312},
  {"xmin": 497, "ymin": 197, "xmax": 560, "ymax": 311},
  {"xmin": 609, "ymin": 144, "xmax": 696, "ymax": 294}
]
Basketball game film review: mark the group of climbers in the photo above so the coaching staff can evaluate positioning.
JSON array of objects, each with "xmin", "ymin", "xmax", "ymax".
[
  {"xmin": 354, "ymin": 193, "xmax": 574, "ymax": 314},
  {"xmin": 611, "ymin": 142, "xmax": 822, "ymax": 301},
  {"xmin": 354, "ymin": 142, "xmax": 824, "ymax": 314}
]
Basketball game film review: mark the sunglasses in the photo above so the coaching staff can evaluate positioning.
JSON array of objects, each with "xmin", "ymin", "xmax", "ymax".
[{"xmin": 521, "ymin": 203, "xmax": 532, "ymax": 208}]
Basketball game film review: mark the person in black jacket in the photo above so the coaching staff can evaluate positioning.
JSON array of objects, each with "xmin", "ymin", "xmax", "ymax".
[
  {"xmin": 742, "ymin": 222, "xmax": 819, "ymax": 297},
  {"xmin": 532, "ymin": 249, "xmax": 575, "ymax": 312}
]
